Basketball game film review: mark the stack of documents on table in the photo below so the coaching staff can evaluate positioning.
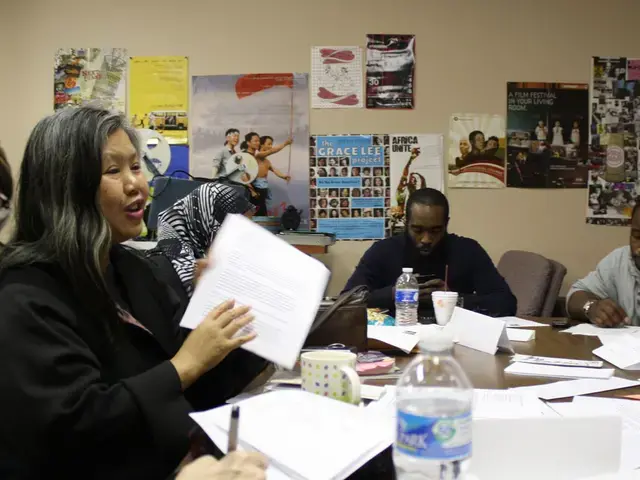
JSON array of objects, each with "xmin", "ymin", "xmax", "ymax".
[
  {"xmin": 505, "ymin": 362, "xmax": 614, "ymax": 379},
  {"xmin": 594, "ymin": 334, "xmax": 640, "ymax": 370},
  {"xmin": 549, "ymin": 396, "xmax": 640, "ymax": 472},
  {"xmin": 191, "ymin": 390, "xmax": 394, "ymax": 480},
  {"xmin": 511, "ymin": 377, "xmax": 640, "ymax": 400},
  {"xmin": 180, "ymin": 214, "xmax": 330, "ymax": 369},
  {"xmin": 366, "ymin": 324, "xmax": 420, "ymax": 353}
]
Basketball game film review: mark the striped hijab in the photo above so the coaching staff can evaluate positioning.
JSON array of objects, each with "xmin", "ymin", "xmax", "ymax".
[
  {"xmin": 0, "ymin": 147, "xmax": 12, "ymax": 232},
  {"xmin": 154, "ymin": 182, "xmax": 254, "ymax": 295}
]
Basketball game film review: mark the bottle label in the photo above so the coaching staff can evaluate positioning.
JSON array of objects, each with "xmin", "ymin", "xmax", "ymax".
[
  {"xmin": 396, "ymin": 410, "xmax": 472, "ymax": 460},
  {"xmin": 395, "ymin": 289, "xmax": 418, "ymax": 304}
]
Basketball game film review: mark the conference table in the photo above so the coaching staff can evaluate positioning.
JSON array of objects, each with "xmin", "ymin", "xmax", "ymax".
[{"xmin": 243, "ymin": 318, "xmax": 639, "ymax": 479}]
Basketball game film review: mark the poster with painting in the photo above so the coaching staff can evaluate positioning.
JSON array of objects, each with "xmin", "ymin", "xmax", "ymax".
[
  {"xmin": 365, "ymin": 34, "xmax": 415, "ymax": 109},
  {"xmin": 129, "ymin": 56, "xmax": 189, "ymax": 145},
  {"xmin": 448, "ymin": 114, "xmax": 506, "ymax": 188},
  {"xmin": 506, "ymin": 82, "xmax": 589, "ymax": 188},
  {"xmin": 586, "ymin": 57, "xmax": 640, "ymax": 226},
  {"xmin": 54, "ymin": 48, "xmax": 127, "ymax": 112},
  {"xmin": 311, "ymin": 46, "xmax": 363, "ymax": 108},
  {"xmin": 309, "ymin": 135, "xmax": 389, "ymax": 239},
  {"xmin": 191, "ymin": 74, "xmax": 310, "ymax": 222},
  {"xmin": 389, "ymin": 134, "xmax": 444, "ymax": 232}
]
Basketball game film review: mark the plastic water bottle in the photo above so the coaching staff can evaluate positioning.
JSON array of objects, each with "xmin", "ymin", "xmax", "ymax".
[
  {"xmin": 395, "ymin": 267, "xmax": 419, "ymax": 326},
  {"xmin": 393, "ymin": 325, "xmax": 473, "ymax": 479}
]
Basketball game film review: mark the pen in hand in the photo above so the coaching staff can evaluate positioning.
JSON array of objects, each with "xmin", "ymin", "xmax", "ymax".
[{"xmin": 228, "ymin": 405, "xmax": 240, "ymax": 453}]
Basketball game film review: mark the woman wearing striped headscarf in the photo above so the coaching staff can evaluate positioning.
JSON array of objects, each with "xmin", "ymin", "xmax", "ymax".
[
  {"xmin": 153, "ymin": 182, "xmax": 256, "ymax": 296},
  {"xmin": 0, "ymin": 146, "xmax": 12, "ymax": 237}
]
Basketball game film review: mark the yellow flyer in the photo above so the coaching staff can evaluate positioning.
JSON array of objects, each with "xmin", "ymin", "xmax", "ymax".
[{"xmin": 129, "ymin": 56, "xmax": 189, "ymax": 145}]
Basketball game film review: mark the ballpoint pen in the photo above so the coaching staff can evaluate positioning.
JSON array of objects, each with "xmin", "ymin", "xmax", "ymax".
[{"xmin": 227, "ymin": 405, "xmax": 240, "ymax": 453}]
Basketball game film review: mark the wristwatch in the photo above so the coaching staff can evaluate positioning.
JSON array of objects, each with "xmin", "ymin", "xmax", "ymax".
[{"xmin": 583, "ymin": 300, "xmax": 598, "ymax": 319}]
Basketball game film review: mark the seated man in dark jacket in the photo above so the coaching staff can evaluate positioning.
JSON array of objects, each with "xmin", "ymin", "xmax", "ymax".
[{"xmin": 343, "ymin": 188, "xmax": 517, "ymax": 317}]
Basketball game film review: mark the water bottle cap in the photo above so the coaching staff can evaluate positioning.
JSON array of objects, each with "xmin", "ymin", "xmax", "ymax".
[
  {"xmin": 402, "ymin": 267, "xmax": 413, "ymax": 273},
  {"xmin": 419, "ymin": 324, "xmax": 454, "ymax": 352}
]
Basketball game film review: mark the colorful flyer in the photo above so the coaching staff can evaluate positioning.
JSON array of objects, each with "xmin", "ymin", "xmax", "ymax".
[
  {"xmin": 129, "ymin": 56, "xmax": 189, "ymax": 145},
  {"xmin": 365, "ymin": 34, "xmax": 415, "ymax": 109},
  {"xmin": 311, "ymin": 46, "xmax": 363, "ymax": 109},
  {"xmin": 389, "ymin": 134, "xmax": 444, "ymax": 232},
  {"xmin": 506, "ymin": 82, "xmax": 589, "ymax": 188},
  {"xmin": 191, "ymin": 74, "xmax": 310, "ymax": 223},
  {"xmin": 586, "ymin": 57, "xmax": 640, "ymax": 226},
  {"xmin": 309, "ymin": 135, "xmax": 389, "ymax": 239},
  {"xmin": 54, "ymin": 48, "xmax": 127, "ymax": 112},
  {"xmin": 448, "ymin": 114, "xmax": 506, "ymax": 188}
]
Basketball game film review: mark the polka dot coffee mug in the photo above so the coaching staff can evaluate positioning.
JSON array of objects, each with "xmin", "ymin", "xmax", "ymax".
[{"xmin": 300, "ymin": 350, "xmax": 361, "ymax": 404}]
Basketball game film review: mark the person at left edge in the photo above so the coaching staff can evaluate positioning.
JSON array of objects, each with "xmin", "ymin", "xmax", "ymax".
[
  {"xmin": 342, "ymin": 188, "xmax": 517, "ymax": 317},
  {"xmin": 0, "ymin": 107, "xmax": 268, "ymax": 479}
]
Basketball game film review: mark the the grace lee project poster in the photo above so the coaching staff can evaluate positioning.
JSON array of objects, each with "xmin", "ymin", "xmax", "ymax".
[
  {"xmin": 191, "ymin": 73, "xmax": 310, "ymax": 223},
  {"xmin": 448, "ymin": 114, "xmax": 506, "ymax": 188},
  {"xmin": 309, "ymin": 135, "xmax": 390, "ymax": 240},
  {"xmin": 311, "ymin": 46, "xmax": 363, "ymax": 109},
  {"xmin": 506, "ymin": 82, "xmax": 589, "ymax": 188},
  {"xmin": 389, "ymin": 135, "xmax": 444, "ymax": 231},
  {"xmin": 587, "ymin": 57, "xmax": 640, "ymax": 226},
  {"xmin": 365, "ymin": 34, "xmax": 415, "ymax": 109},
  {"xmin": 54, "ymin": 48, "xmax": 127, "ymax": 112}
]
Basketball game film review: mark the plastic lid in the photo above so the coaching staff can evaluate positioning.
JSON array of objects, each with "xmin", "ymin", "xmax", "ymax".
[
  {"xmin": 419, "ymin": 324, "xmax": 454, "ymax": 352},
  {"xmin": 402, "ymin": 267, "xmax": 413, "ymax": 273}
]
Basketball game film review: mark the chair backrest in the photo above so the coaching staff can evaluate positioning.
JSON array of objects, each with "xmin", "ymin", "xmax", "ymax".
[
  {"xmin": 540, "ymin": 258, "xmax": 567, "ymax": 317},
  {"xmin": 497, "ymin": 250, "xmax": 553, "ymax": 317}
]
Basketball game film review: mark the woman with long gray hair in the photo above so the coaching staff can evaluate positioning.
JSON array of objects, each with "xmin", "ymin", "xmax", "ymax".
[{"xmin": 0, "ymin": 106, "xmax": 268, "ymax": 479}]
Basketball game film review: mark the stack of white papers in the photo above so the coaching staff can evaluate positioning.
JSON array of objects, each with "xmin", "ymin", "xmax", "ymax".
[
  {"xmin": 512, "ymin": 354, "xmax": 603, "ymax": 368},
  {"xmin": 366, "ymin": 325, "xmax": 420, "ymax": 353},
  {"xmin": 550, "ymin": 396, "xmax": 640, "ymax": 472},
  {"xmin": 594, "ymin": 334, "xmax": 640, "ymax": 370},
  {"xmin": 179, "ymin": 214, "xmax": 330, "ymax": 369},
  {"xmin": 511, "ymin": 377, "xmax": 640, "ymax": 400},
  {"xmin": 505, "ymin": 362, "xmax": 614, "ymax": 379},
  {"xmin": 191, "ymin": 390, "xmax": 393, "ymax": 480}
]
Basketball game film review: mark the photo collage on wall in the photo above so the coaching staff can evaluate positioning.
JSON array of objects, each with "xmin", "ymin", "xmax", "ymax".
[
  {"xmin": 586, "ymin": 57, "xmax": 640, "ymax": 225},
  {"xmin": 309, "ymin": 135, "xmax": 391, "ymax": 240}
]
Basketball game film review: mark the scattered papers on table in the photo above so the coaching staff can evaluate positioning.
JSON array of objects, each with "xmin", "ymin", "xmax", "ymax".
[
  {"xmin": 594, "ymin": 334, "xmax": 640, "ymax": 370},
  {"xmin": 512, "ymin": 354, "xmax": 603, "ymax": 368},
  {"xmin": 505, "ymin": 362, "xmax": 614, "ymax": 380},
  {"xmin": 366, "ymin": 325, "xmax": 420, "ymax": 353},
  {"xmin": 191, "ymin": 390, "xmax": 394, "ymax": 480},
  {"xmin": 562, "ymin": 323, "xmax": 640, "ymax": 338},
  {"xmin": 511, "ymin": 377, "xmax": 640, "ymax": 400},
  {"xmin": 550, "ymin": 396, "xmax": 640, "ymax": 472},
  {"xmin": 506, "ymin": 328, "xmax": 535, "ymax": 342},
  {"xmin": 499, "ymin": 316, "xmax": 550, "ymax": 328}
]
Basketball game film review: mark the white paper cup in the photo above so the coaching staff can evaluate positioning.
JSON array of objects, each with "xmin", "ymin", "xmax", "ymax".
[{"xmin": 432, "ymin": 291, "xmax": 459, "ymax": 326}]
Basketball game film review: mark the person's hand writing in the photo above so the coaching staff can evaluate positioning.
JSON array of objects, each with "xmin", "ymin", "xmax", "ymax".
[
  {"xmin": 172, "ymin": 300, "xmax": 256, "ymax": 389},
  {"xmin": 176, "ymin": 453, "xmax": 268, "ymax": 480},
  {"xmin": 418, "ymin": 279, "xmax": 445, "ymax": 301},
  {"xmin": 588, "ymin": 299, "xmax": 630, "ymax": 328}
]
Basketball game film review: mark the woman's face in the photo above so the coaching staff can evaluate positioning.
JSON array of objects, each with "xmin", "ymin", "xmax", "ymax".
[{"xmin": 99, "ymin": 129, "xmax": 149, "ymax": 244}]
